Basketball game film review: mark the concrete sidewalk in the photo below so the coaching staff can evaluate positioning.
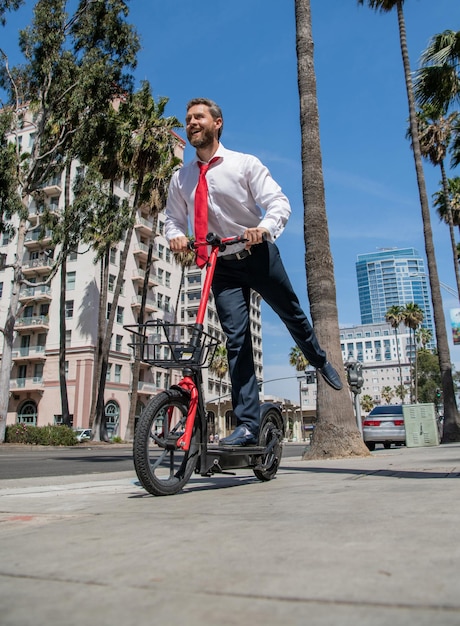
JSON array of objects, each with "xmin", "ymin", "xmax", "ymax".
[{"xmin": 1, "ymin": 443, "xmax": 459, "ymax": 626}]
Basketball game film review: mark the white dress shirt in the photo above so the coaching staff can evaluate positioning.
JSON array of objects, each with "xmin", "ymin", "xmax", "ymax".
[{"xmin": 164, "ymin": 144, "xmax": 291, "ymax": 253}]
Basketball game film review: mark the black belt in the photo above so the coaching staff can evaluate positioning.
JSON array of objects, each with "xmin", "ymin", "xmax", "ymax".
[{"xmin": 220, "ymin": 248, "xmax": 252, "ymax": 262}]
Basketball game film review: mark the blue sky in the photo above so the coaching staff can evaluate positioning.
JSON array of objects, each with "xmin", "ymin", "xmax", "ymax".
[{"xmin": 1, "ymin": 0, "xmax": 459, "ymax": 400}]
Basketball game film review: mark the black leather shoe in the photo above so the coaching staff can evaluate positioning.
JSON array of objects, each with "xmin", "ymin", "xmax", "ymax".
[
  {"xmin": 318, "ymin": 361, "xmax": 343, "ymax": 390},
  {"xmin": 220, "ymin": 425, "xmax": 257, "ymax": 446}
]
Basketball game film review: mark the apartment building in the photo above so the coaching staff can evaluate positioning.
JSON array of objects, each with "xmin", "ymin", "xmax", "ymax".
[
  {"xmin": 2, "ymin": 114, "xmax": 263, "ymax": 438},
  {"xmin": 340, "ymin": 321, "xmax": 413, "ymax": 404}
]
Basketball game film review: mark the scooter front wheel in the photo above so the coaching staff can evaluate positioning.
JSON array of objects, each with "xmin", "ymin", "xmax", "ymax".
[
  {"xmin": 133, "ymin": 389, "xmax": 200, "ymax": 496},
  {"xmin": 253, "ymin": 406, "xmax": 284, "ymax": 482}
]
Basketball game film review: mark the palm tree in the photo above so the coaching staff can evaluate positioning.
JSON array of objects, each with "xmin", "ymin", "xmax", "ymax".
[
  {"xmin": 209, "ymin": 344, "xmax": 228, "ymax": 434},
  {"xmin": 408, "ymin": 105, "xmax": 460, "ymax": 299},
  {"xmin": 394, "ymin": 384, "xmax": 407, "ymax": 404},
  {"xmin": 358, "ymin": 0, "xmax": 460, "ymax": 442},
  {"xmin": 295, "ymin": 0, "xmax": 366, "ymax": 458},
  {"xmin": 413, "ymin": 30, "xmax": 460, "ymax": 115},
  {"xmin": 361, "ymin": 394, "xmax": 374, "ymax": 414},
  {"xmin": 402, "ymin": 303, "xmax": 424, "ymax": 403},
  {"xmin": 381, "ymin": 386, "xmax": 394, "ymax": 405},
  {"xmin": 385, "ymin": 305, "xmax": 404, "ymax": 392},
  {"xmin": 289, "ymin": 345, "xmax": 309, "ymax": 440},
  {"xmin": 433, "ymin": 176, "xmax": 460, "ymax": 236},
  {"xmin": 415, "ymin": 327, "xmax": 433, "ymax": 351}
]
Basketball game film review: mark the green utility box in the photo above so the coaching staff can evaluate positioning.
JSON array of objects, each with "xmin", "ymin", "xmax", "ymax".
[{"xmin": 402, "ymin": 403, "xmax": 440, "ymax": 448}]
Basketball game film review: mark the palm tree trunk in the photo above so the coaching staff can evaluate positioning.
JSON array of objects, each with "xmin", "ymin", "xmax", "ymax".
[
  {"xmin": 394, "ymin": 328, "xmax": 403, "ymax": 394},
  {"xmin": 125, "ymin": 215, "xmax": 158, "ymax": 441},
  {"xmin": 396, "ymin": 3, "xmax": 460, "ymax": 440},
  {"xmin": 0, "ymin": 217, "xmax": 27, "ymax": 443},
  {"xmin": 58, "ymin": 160, "xmax": 72, "ymax": 426},
  {"xmin": 295, "ymin": 0, "xmax": 367, "ymax": 457},
  {"xmin": 59, "ymin": 254, "xmax": 71, "ymax": 425}
]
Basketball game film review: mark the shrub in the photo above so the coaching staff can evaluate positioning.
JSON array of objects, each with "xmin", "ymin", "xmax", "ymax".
[{"xmin": 5, "ymin": 424, "xmax": 78, "ymax": 446}]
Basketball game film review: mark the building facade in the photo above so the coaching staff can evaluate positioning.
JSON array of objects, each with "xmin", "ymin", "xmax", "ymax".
[
  {"xmin": 356, "ymin": 247, "xmax": 434, "ymax": 343},
  {"xmin": 340, "ymin": 321, "xmax": 413, "ymax": 405}
]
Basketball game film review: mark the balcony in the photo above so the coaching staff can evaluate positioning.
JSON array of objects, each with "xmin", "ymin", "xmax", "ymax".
[
  {"xmin": 132, "ymin": 242, "xmax": 159, "ymax": 263},
  {"xmin": 19, "ymin": 285, "xmax": 52, "ymax": 304},
  {"xmin": 15, "ymin": 315, "xmax": 49, "ymax": 331},
  {"xmin": 41, "ymin": 177, "xmax": 62, "ymax": 196},
  {"xmin": 131, "ymin": 295, "xmax": 157, "ymax": 313},
  {"xmin": 131, "ymin": 268, "xmax": 159, "ymax": 287},
  {"xmin": 10, "ymin": 376, "xmax": 44, "ymax": 392},
  {"xmin": 134, "ymin": 216, "xmax": 153, "ymax": 237},
  {"xmin": 137, "ymin": 381, "xmax": 159, "ymax": 395},
  {"xmin": 24, "ymin": 229, "xmax": 53, "ymax": 250},
  {"xmin": 22, "ymin": 257, "xmax": 54, "ymax": 276},
  {"xmin": 12, "ymin": 346, "xmax": 46, "ymax": 362}
]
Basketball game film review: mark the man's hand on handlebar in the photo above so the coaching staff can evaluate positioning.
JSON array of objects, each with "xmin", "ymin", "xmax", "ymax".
[
  {"xmin": 169, "ymin": 236, "xmax": 190, "ymax": 253},
  {"xmin": 243, "ymin": 227, "xmax": 269, "ymax": 249}
]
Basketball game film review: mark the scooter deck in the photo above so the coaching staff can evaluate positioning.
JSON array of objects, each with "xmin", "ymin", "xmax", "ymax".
[{"xmin": 207, "ymin": 444, "xmax": 267, "ymax": 454}]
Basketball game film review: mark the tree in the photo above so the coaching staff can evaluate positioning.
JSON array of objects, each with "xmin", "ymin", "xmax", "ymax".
[
  {"xmin": 433, "ymin": 177, "xmax": 460, "ymax": 236},
  {"xmin": 358, "ymin": 0, "xmax": 460, "ymax": 442},
  {"xmin": 402, "ymin": 302, "xmax": 424, "ymax": 403},
  {"xmin": 394, "ymin": 383, "xmax": 408, "ymax": 404},
  {"xmin": 415, "ymin": 326, "xmax": 433, "ymax": 351},
  {"xmin": 289, "ymin": 345, "xmax": 309, "ymax": 440},
  {"xmin": 409, "ymin": 105, "xmax": 460, "ymax": 299},
  {"xmin": 413, "ymin": 30, "xmax": 460, "ymax": 115},
  {"xmin": 381, "ymin": 386, "xmax": 394, "ymax": 404},
  {"xmin": 288, "ymin": 345, "xmax": 308, "ymax": 372},
  {"xmin": 360, "ymin": 394, "xmax": 374, "ymax": 414},
  {"xmin": 209, "ymin": 344, "xmax": 228, "ymax": 433},
  {"xmin": 88, "ymin": 83, "xmax": 181, "ymax": 441},
  {"xmin": 385, "ymin": 305, "xmax": 404, "ymax": 392},
  {"xmin": 295, "ymin": 0, "xmax": 368, "ymax": 458},
  {"xmin": 416, "ymin": 349, "xmax": 441, "ymax": 405},
  {"xmin": 0, "ymin": 0, "xmax": 140, "ymax": 443}
]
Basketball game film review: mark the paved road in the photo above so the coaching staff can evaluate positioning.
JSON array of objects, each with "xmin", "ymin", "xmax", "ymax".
[
  {"xmin": 1, "ymin": 443, "xmax": 459, "ymax": 626},
  {"xmin": 0, "ymin": 442, "xmax": 308, "ymax": 479}
]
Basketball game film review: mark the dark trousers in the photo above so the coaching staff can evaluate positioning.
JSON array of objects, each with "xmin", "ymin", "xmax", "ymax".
[{"xmin": 212, "ymin": 241, "xmax": 326, "ymax": 435}]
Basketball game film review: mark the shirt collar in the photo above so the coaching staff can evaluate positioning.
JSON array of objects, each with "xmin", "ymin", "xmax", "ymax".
[{"xmin": 193, "ymin": 143, "xmax": 226, "ymax": 165}]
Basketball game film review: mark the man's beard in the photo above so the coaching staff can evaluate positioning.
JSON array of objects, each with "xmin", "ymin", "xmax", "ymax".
[{"xmin": 187, "ymin": 126, "xmax": 215, "ymax": 149}]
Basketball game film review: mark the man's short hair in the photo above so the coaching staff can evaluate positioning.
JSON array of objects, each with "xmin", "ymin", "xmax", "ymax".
[{"xmin": 186, "ymin": 98, "xmax": 223, "ymax": 139}]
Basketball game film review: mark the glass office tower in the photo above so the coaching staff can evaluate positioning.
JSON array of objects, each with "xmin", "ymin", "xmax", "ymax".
[{"xmin": 356, "ymin": 248, "xmax": 434, "ymax": 338}]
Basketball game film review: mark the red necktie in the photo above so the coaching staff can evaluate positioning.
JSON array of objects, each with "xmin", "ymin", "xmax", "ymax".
[{"xmin": 194, "ymin": 157, "xmax": 218, "ymax": 268}]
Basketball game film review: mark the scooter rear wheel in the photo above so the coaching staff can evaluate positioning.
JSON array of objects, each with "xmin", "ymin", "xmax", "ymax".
[
  {"xmin": 253, "ymin": 407, "xmax": 284, "ymax": 482},
  {"xmin": 133, "ymin": 389, "xmax": 200, "ymax": 496}
]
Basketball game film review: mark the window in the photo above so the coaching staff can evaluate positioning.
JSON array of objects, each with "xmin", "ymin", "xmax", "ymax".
[
  {"xmin": 115, "ymin": 335, "xmax": 123, "ymax": 352},
  {"xmin": 66, "ymin": 271, "xmax": 76, "ymax": 291},
  {"xmin": 65, "ymin": 300, "xmax": 74, "ymax": 319},
  {"xmin": 165, "ymin": 271, "xmax": 171, "ymax": 288},
  {"xmin": 115, "ymin": 364, "xmax": 122, "ymax": 383},
  {"xmin": 17, "ymin": 400, "xmax": 37, "ymax": 425},
  {"xmin": 116, "ymin": 306, "xmax": 124, "ymax": 324},
  {"xmin": 109, "ymin": 248, "xmax": 117, "ymax": 265},
  {"xmin": 108, "ymin": 274, "xmax": 116, "ymax": 292},
  {"xmin": 0, "ymin": 282, "xmax": 3, "ymax": 297},
  {"xmin": 65, "ymin": 330, "xmax": 72, "ymax": 348},
  {"xmin": 106, "ymin": 363, "xmax": 112, "ymax": 381}
]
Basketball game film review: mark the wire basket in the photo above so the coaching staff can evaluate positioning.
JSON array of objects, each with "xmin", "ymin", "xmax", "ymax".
[{"xmin": 126, "ymin": 321, "xmax": 220, "ymax": 368}]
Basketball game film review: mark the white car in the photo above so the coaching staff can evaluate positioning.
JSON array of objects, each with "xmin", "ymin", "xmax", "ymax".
[
  {"xmin": 74, "ymin": 428, "xmax": 92, "ymax": 442},
  {"xmin": 362, "ymin": 405, "xmax": 405, "ymax": 451}
]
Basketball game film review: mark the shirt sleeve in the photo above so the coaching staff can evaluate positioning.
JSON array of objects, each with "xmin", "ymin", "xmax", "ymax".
[
  {"xmin": 246, "ymin": 155, "xmax": 291, "ymax": 240},
  {"xmin": 164, "ymin": 170, "xmax": 189, "ymax": 241}
]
